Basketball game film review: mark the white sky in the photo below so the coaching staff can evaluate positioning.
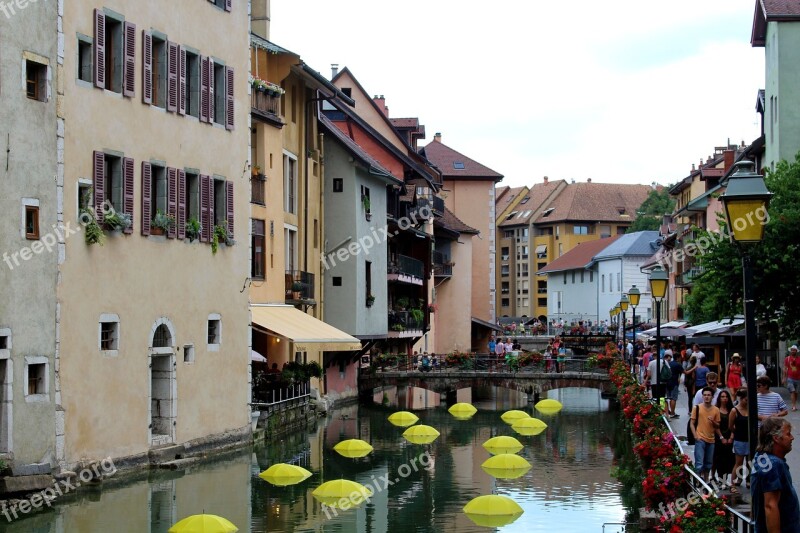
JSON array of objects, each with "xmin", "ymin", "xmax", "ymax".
[{"xmin": 270, "ymin": 0, "xmax": 765, "ymax": 188}]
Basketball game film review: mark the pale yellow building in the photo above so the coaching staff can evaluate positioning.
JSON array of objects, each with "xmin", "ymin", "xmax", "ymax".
[{"xmin": 56, "ymin": 0, "xmax": 251, "ymax": 467}]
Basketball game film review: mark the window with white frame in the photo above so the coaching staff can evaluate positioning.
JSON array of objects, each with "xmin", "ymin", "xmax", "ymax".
[
  {"xmin": 0, "ymin": 328, "xmax": 10, "ymax": 356},
  {"xmin": 284, "ymin": 226, "xmax": 297, "ymax": 272},
  {"xmin": 207, "ymin": 313, "xmax": 221, "ymax": 349},
  {"xmin": 99, "ymin": 314, "xmax": 120, "ymax": 352},
  {"xmin": 25, "ymin": 357, "xmax": 49, "ymax": 399}
]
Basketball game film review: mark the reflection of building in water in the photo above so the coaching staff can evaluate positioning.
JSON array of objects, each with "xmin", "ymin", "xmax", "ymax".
[
  {"xmin": 374, "ymin": 386, "xmax": 441, "ymax": 410},
  {"xmin": 547, "ymin": 387, "xmax": 609, "ymax": 413},
  {"xmin": 472, "ymin": 385, "xmax": 529, "ymax": 411}
]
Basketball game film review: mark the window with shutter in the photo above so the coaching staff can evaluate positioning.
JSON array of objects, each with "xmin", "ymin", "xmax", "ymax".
[
  {"xmin": 123, "ymin": 22, "xmax": 136, "ymax": 97},
  {"xmin": 152, "ymin": 36, "xmax": 167, "ymax": 108},
  {"xmin": 185, "ymin": 51, "xmax": 199, "ymax": 118},
  {"xmin": 199, "ymin": 56, "xmax": 209, "ymax": 122},
  {"xmin": 177, "ymin": 170, "xmax": 186, "ymax": 239},
  {"xmin": 225, "ymin": 0, "xmax": 232, "ymax": 11},
  {"xmin": 141, "ymin": 162, "xmax": 152, "ymax": 235},
  {"xmin": 178, "ymin": 47, "xmax": 186, "ymax": 115},
  {"xmin": 251, "ymin": 219, "xmax": 265, "ymax": 279},
  {"xmin": 212, "ymin": 62, "xmax": 225, "ymax": 125},
  {"xmin": 199, "ymin": 174, "xmax": 210, "ymax": 242},
  {"xmin": 213, "ymin": 179, "xmax": 225, "ymax": 228},
  {"xmin": 167, "ymin": 167, "xmax": 177, "ymax": 238},
  {"xmin": 142, "ymin": 31, "xmax": 152, "ymax": 104},
  {"xmin": 208, "ymin": 59, "xmax": 215, "ymax": 123},
  {"xmin": 123, "ymin": 157, "xmax": 134, "ymax": 233},
  {"xmin": 225, "ymin": 180, "xmax": 234, "ymax": 237},
  {"xmin": 93, "ymin": 9, "xmax": 106, "ymax": 89},
  {"xmin": 207, "ymin": 177, "xmax": 216, "ymax": 237},
  {"xmin": 225, "ymin": 66, "xmax": 234, "ymax": 130},
  {"xmin": 167, "ymin": 42, "xmax": 178, "ymax": 112},
  {"xmin": 102, "ymin": 15, "xmax": 123, "ymax": 93}
]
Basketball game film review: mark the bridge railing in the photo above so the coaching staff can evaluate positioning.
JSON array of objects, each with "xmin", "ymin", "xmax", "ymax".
[{"xmin": 371, "ymin": 353, "xmax": 607, "ymax": 374}]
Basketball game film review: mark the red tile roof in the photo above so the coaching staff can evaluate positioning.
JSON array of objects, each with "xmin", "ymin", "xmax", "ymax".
[
  {"xmin": 761, "ymin": 0, "xmax": 800, "ymax": 16},
  {"xmin": 498, "ymin": 179, "xmax": 567, "ymax": 227},
  {"xmin": 421, "ymin": 139, "xmax": 503, "ymax": 181},
  {"xmin": 439, "ymin": 206, "xmax": 479, "ymax": 234},
  {"xmin": 533, "ymin": 182, "xmax": 651, "ymax": 224},
  {"xmin": 390, "ymin": 118, "xmax": 419, "ymax": 128},
  {"xmin": 538, "ymin": 236, "xmax": 621, "ymax": 273},
  {"xmin": 495, "ymin": 186, "xmax": 528, "ymax": 218}
]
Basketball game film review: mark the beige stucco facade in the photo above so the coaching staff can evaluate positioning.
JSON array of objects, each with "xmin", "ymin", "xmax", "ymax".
[
  {"xmin": 56, "ymin": 0, "xmax": 250, "ymax": 466},
  {"xmin": 434, "ymin": 237, "xmax": 474, "ymax": 353}
]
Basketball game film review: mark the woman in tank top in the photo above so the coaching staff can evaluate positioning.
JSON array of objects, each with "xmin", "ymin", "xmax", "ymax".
[{"xmin": 729, "ymin": 388, "xmax": 749, "ymax": 493}]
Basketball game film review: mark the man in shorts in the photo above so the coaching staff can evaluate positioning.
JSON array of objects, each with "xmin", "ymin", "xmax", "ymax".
[{"xmin": 784, "ymin": 344, "xmax": 800, "ymax": 411}]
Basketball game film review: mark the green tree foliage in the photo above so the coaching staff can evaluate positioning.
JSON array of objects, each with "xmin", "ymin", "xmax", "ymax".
[
  {"xmin": 686, "ymin": 154, "xmax": 800, "ymax": 338},
  {"xmin": 628, "ymin": 187, "xmax": 676, "ymax": 232}
]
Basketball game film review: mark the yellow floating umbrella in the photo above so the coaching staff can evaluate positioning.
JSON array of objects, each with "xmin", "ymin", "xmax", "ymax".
[
  {"xmin": 168, "ymin": 514, "xmax": 238, "ymax": 533},
  {"xmin": 500, "ymin": 409, "xmax": 530, "ymax": 424},
  {"xmin": 402, "ymin": 424, "xmax": 440, "ymax": 444},
  {"xmin": 535, "ymin": 398, "xmax": 564, "ymax": 415},
  {"xmin": 312, "ymin": 479, "xmax": 373, "ymax": 508},
  {"xmin": 482, "ymin": 435, "xmax": 524, "ymax": 455},
  {"xmin": 258, "ymin": 463, "xmax": 312, "ymax": 486},
  {"xmin": 333, "ymin": 439, "xmax": 374, "ymax": 458},
  {"xmin": 512, "ymin": 417, "xmax": 548, "ymax": 436},
  {"xmin": 463, "ymin": 495, "xmax": 524, "ymax": 527},
  {"xmin": 448, "ymin": 403, "xmax": 477, "ymax": 419},
  {"xmin": 482, "ymin": 453, "xmax": 531, "ymax": 470},
  {"xmin": 388, "ymin": 411, "xmax": 419, "ymax": 427}
]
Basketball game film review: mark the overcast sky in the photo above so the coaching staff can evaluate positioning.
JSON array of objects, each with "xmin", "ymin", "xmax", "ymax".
[{"xmin": 270, "ymin": 0, "xmax": 764, "ymax": 189}]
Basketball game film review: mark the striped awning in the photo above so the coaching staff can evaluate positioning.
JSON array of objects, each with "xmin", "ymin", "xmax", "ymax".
[{"xmin": 251, "ymin": 305, "xmax": 362, "ymax": 352}]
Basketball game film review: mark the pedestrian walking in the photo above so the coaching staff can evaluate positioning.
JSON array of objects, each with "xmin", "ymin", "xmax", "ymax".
[
  {"xmin": 727, "ymin": 353, "xmax": 744, "ymax": 396},
  {"xmin": 783, "ymin": 345, "xmax": 800, "ymax": 412},
  {"xmin": 757, "ymin": 376, "xmax": 789, "ymax": 426},
  {"xmin": 713, "ymin": 390, "xmax": 735, "ymax": 485},
  {"xmin": 750, "ymin": 417, "xmax": 799, "ymax": 532},
  {"xmin": 729, "ymin": 388, "xmax": 749, "ymax": 494},
  {"xmin": 691, "ymin": 386, "xmax": 722, "ymax": 483}
]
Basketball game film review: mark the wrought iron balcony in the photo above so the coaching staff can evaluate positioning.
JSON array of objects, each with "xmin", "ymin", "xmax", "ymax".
[
  {"xmin": 388, "ymin": 254, "xmax": 425, "ymax": 285},
  {"xmin": 433, "ymin": 251, "xmax": 452, "ymax": 278},
  {"xmin": 431, "ymin": 195, "xmax": 445, "ymax": 215}
]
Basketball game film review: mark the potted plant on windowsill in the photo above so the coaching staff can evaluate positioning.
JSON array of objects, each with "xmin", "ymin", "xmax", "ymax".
[
  {"xmin": 81, "ymin": 208, "xmax": 104, "ymax": 246},
  {"xmin": 291, "ymin": 281, "xmax": 304, "ymax": 299},
  {"xmin": 104, "ymin": 211, "xmax": 132, "ymax": 233},
  {"xmin": 361, "ymin": 195, "xmax": 371, "ymax": 221},
  {"xmin": 186, "ymin": 217, "xmax": 202, "ymax": 242},
  {"xmin": 410, "ymin": 308, "xmax": 425, "ymax": 328},
  {"xmin": 366, "ymin": 294, "xmax": 375, "ymax": 308},
  {"xmin": 211, "ymin": 223, "xmax": 234, "ymax": 255},
  {"xmin": 151, "ymin": 209, "xmax": 175, "ymax": 236}
]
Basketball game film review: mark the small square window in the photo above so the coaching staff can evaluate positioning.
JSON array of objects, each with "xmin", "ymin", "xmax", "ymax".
[
  {"xmin": 27, "ymin": 363, "xmax": 46, "ymax": 395},
  {"xmin": 78, "ymin": 38, "xmax": 93, "ymax": 83},
  {"xmin": 184, "ymin": 345, "xmax": 195, "ymax": 364},
  {"xmin": 25, "ymin": 206, "xmax": 40, "ymax": 240},
  {"xmin": 333, "ymin": 276, "xmax": 342, "ymax": 287},
  {"xmin": 208, "ymin": 319, "xmax": 221, "ymax": 345},
  {"xmin": 333, "ymin": 178, "xmax": 343, "ymax": 193},
  {"xmin": 26, "ymin": 60, "xmax": 47, "ymax": 101},
  {"xmin": 100, "ymin": 321, "xmax": 118, "ymax": 350}
]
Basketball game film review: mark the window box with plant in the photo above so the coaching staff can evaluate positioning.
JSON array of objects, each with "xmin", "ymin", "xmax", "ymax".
[
  {"xmin": 361, "ymin": 194, "xmax": 371, "ymax": 221},
  {"xmin": 410, "ymin": 308, "xmax": 425, "ymax": 328},
  {"xmin": 185, "ymin": 217, "xmax": 202, "ymax": 242},
  {"xmin": 366, "ymin": 294, "xmax": 375, "ymax": 308},
  {"xmin": 103, "ymin": 211, "xmax": 132, "ymax": 233},
  {"xmin": 249, "ymin": 75, "xmax": 285, "ymax": 97},
  {"xmin": 151, "ymin": 209, "xmax": 175, "ymax": 236},
  {"xmin": 291, "ymin": 281, "xmax": 304, "ymax": 299},
  {"xmin": 211, "ymin": 222, "xmax": 235, "ymax": 255},
  {"xmin": 82, "ymin": 208, "xmax": 105, "ymax": 246}
]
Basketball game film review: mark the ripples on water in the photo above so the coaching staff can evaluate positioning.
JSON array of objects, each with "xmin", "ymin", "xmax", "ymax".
[{"xmin": 0, "ymin": 387, "xmax": 635, "ymax": 533}]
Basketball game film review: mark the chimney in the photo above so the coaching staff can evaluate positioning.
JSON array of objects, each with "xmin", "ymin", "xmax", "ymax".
[
  {"xmin": 543, "ymin": 175, "xmax": 549, "ymax": 184},
  {"xmin": 373, "ymin": 95, "xmax": 388, "ymax": 117},
  {"xmin": 723, "ymin": 149, "xmax": 735, "ymax": 172},
  {"xmin": 434, "ymin": 132, "xmax": 442, "ymax": 143},
  {"xmin": 691, "ymin": 163, "xmax": 696, "ymax": 171},
  {"xmin": 251, "ymin": 0, "xmax": 270, "ymax": 40},
  {"xmin": 331, "ymin": 64, "xmax": 339, "ymax": 78}
]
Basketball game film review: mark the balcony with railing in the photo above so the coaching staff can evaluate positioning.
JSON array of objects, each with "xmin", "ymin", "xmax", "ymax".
[
  {"xmin": 388, "ymin": 254, "xmax": 425, "ymax": 285},
  {"xmin": 431, "ymin": 195, "xmax": 445, "ymax": 215},
  {"xmin": 387, "ymin": 310, "xmax": 425, "ymax": 338},
  {"xmin": 433, "ymin": 251, "xmax": 452, "ymax": 279},
  {"xmin": 251, "ymin": 88, "xmax": 281, "ymax": 121},
  {"xmin": 285, "ymin": 270, "xmax": 316, "ymax": 304}
]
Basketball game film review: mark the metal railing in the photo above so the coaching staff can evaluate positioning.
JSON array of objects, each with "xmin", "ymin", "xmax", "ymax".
[
  {"xmin": 252, "ymin": 381, "xmax": 311, "ymax": 406},
  {"xmin": 433, "ymin": 251, "xmax": 452, "ymax": 277},
  {"xmin": 370, "ymin": 354, "xmax": 608, "ymax": 374},
  {"xmin": 388, "ymin": 310, "xmax": 424, "ymax": 332},
  {"xmin": 431, "ymin": 195, "xmax": 445, "ymax": 214},
  {"xmin": 389, "ymin": 254, "xmax": 424, "ymax": 280},
  {"xmin": 285, "ymin": 270, "xmax": 315, "ymax": 301}
]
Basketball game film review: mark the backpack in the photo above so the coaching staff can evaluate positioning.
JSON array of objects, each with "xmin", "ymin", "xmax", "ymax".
[{"xmin": 659, "ymin": 363, "xmax": 672, "ymax": 382}]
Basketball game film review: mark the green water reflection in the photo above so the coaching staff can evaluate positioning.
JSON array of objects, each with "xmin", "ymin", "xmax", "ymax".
[{"xmin": 0, "ymin": 388, "xmax": 636, "ymax": 532}]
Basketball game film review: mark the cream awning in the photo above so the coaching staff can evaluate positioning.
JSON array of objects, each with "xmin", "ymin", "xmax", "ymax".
[{"xmin": 251, "ymin": 305, "xmax": 362, "ymax": 352}]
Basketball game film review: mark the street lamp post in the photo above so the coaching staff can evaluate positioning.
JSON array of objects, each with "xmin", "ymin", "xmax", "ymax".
[
  {"xmin": 649, "ymin": 266, "xmax": 668, "ymax": 399},
  {"xmin": 628, "ymin": 285, "xmax": 641, "ymax": 372},
  {"xmin": 719, "ymin": 160, "xmax": 772, "ymax": 463},
  {"xmin": 619, "ymin": 294, "xmax": 630, "ymax": 353}
]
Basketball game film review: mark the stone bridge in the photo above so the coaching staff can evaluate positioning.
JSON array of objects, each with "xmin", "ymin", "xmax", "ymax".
[{"xmin": 358, "ymin": 369, "xmax": 613, "ymax": 399}]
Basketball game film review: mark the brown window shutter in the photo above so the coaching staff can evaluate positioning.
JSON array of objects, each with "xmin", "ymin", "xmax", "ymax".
[
  {"xmin": 225, "ymin": 0, "xmax": 232, "ymax": 12},
  {"xmin": 123, "ymin": 157, "xmax": 134, "ymax": 234},
  {"xmin": 226, "ymin": 180, "xmax": 234, "ymax": 237},
  {"xmin": 177, "ymin": 170, "xmax": 186, "ymax": 239},
  {"xmin": 93, "ymin": 9, "xmax": 106, "ymax": 89},
  {"xmin": 199, "ymin": 56, "xmax": 209, "ymax": 122},
  {"xmin": 225, "ymin": 66, "xmax": 234, "ymax": 130},
  {"xmin": 167, "ymin": 41, "xmax": 178, "ymax": 112},
  {"xmin": 167, "ymin": 167, "xmax": 178, "ymax": 238},
  {"xmin": 208, "ymin": 59, "xmax": 215, "ymax": 123},
  {"xmin": 207, "ymin": 176, "xmax": 215, "ymax": 235},
  {"xmin": 123, "ymin": 22, "xmax": 136, "ymax": 97},
  {"xmin": 178, "ymin": 46, "xmax": 186, "ymax": 115},
  {"xmin": 142, "ymin": 31, "xmax": 152, "ymax": 105},
  {"xmin": 200, "ymin": 174, "xmax": 210, "ymax": 242},
  {"xmin": 141, "ymin": 162, "xmax": 152, "ymax": 235},
  {"xmin": 93, "ymin": 151, "xmax": 105, "ymax": 224}
]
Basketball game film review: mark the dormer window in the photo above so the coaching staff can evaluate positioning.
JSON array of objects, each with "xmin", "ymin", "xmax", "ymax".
[
  {"xmin": 542, "ymin": 207, "xmax": 554, "ymax": 218},
  {"xmin": 453, "ymin": 162, "xmax": 465, "ymax": 169},
  {"xmin": 616, "ymin": 206, "xmax": 626, "ymax": 215}
]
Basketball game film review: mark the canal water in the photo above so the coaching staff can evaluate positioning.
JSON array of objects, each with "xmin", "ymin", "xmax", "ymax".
[{"xmin": 1, "ymin": 388, "xmax": 637, "ymax": 532}]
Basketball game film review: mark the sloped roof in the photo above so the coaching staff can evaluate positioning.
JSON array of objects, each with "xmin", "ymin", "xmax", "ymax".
[
  {"xmin": 496, "ymin": 186, "xmax": 528, "ymax": 216},
  {"xmin": 391, "ymin": 118, "xmax": 419, "ymax": 128},
  {"xmin": 439, "ymin": 206, "xmax": 479, "ymax": 235},
  {"xmin": 318, "ymin": 114, "xmax": 402, "ymax": 184},
  {"xmin": 538, "ymin": 236, "xmax": 620, "ymax": 274},
  {"xmin": 499, "ymin": 179, "xmax": 567, "ymax": 227},
  {"xmin": 752, "ymin": 1, "xmax": 800, "ymax": 46},
  {"xmin": 421, "ymin": 139, "xmax": 503, "ymax": 181},
  {"xmin": 532, "ymin": 182, "xmax": 651, "ymax": 223},
  {"xmin": 591, "ymin": 231, "xmax": 661, "ymax": 261}
]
